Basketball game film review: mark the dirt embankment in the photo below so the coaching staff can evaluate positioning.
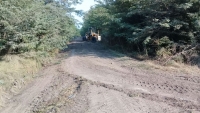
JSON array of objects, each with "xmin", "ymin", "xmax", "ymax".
[{"xmin": 1, "ymin": 37, "xmax": 200, "ymax": 113}]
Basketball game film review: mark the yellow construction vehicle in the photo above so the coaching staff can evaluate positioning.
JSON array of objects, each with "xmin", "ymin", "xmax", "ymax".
[{"xmin": 83, "ymin": 27, "xmax": 101, "ymax": 42}]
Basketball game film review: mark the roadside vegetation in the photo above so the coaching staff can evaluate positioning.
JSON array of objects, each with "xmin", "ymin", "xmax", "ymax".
[
  {"xmin": 0, "ymin": 0, "xmax": 81, "ymax": 108},
  {"xmin": 81, "ymin": 0, "xmax": 200, "ymax": 66}
]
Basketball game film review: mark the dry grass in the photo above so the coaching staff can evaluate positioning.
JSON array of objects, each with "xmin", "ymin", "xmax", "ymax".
[
  {"xmin": 144, "ymin": 60, "xmax": 200, "ymax": 75},
  {"xmin": 0, "ymin": 55, "xmax": 41, "ymax": 108},
  {"xmin": 121, "ymin": 56, "xmax": 200, "ymax": 76}
]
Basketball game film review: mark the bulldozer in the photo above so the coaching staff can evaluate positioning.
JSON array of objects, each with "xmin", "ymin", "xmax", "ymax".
[{"xmin": 83, "ymin": 27, "xmax": 101, "ymax": 42}]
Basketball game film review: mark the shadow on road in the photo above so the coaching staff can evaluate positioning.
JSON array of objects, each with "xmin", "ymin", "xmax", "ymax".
[
  {"xmin": 62, "ymin": 38, "xmax": 200, "ymax": 68},
  {"xmin": 62, "ymin": 38, "xmax": 126, "ymax": 59}
]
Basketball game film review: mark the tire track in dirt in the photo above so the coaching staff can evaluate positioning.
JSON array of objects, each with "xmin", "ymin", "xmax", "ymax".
[
  {"xmin": 1, "ymin": 37, "xmax": 200, "ymax": 113},
  {"xmin": 0, "ymin": 65, "xmax": 89, "ymax": 113},
  {"xmin": 0, "ymin": 66, "xmax": 58, "ymax": 113},
  {"xmin": 62, "ymin": 73, "xmax": 200, "ymax": 112},
  {"xmin": 61, "ymin": 38, "xmax": 200, "ymax": 113},
  {"xmin": 29, "ymin": 71, "xmax": 89, "ymax": 113},
  {"xmin": 175, "ymin": 76, "xmax": 200, "ymax": 84}
]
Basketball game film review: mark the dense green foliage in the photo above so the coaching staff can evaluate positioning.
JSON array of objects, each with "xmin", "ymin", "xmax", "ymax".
[
  {"xmin": 81, "ymin": 0, "xmax": 200, "ymax": 59},
  {"xmin": 0, "ymin": 0, "xmax": 80, "ymax": 56}
]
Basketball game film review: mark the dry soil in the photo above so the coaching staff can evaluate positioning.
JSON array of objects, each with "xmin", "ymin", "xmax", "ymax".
[{"xmin": 1, "ymin": 37, "xmax": 200, "ymax": 113}]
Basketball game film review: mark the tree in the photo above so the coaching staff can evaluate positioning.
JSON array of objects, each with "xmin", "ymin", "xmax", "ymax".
[
  {"xmin": 81, "ymin": 0, "xmax": 200, "ymax": 58},
  {"xmin": 0, "ymin": 0, "xmax": 80, "ymax": 56}
]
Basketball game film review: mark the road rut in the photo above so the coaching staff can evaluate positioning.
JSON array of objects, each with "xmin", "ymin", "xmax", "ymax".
[{"xmin": 1, "ymin": 37, "xmax": 200, "ymax": 113}]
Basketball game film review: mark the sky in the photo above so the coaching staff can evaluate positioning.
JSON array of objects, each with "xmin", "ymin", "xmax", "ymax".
[{"xmin": 73, "ymin": 0, "xmax": 97, "ymax": 23}]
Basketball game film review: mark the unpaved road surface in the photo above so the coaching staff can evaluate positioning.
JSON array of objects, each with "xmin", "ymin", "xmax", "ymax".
[{"xmin": 1, "ymin": 37, "xmax": 200, "ymax": 113}]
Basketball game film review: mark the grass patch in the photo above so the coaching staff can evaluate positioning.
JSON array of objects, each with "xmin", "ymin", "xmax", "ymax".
[
  {"xmin": 0, "ymin": 55, "xmax": 41, "ymax": 108},
  {"xmin": 0, "ymin": 50, "xmax": 64, "ymax": 108}
]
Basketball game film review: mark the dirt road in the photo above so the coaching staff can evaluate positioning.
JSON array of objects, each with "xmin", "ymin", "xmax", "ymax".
[{"xmin": 1, "ymin": 37, "xmax": 200, "ymax": 113}]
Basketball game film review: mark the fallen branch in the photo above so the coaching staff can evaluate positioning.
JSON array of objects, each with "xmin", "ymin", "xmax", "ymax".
[{"xmin": 162, "ymin": 45, "xmax": 198, "ymax": 65}]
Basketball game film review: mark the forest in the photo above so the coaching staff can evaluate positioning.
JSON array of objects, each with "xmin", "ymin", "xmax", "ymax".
[
  {"xmin": 0, "ymin": 0, "xmax": 200, "ymax": 65},
  {"xmin": 81, "ymin": 0, "xmax": 200, "ymax": 65},
  {"xmin": 0, "ymin": 0, "xmax": 81, "ymax": 57}
]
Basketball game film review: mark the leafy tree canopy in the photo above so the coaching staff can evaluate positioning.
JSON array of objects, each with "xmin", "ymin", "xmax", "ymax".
[
  {"xmin": 0, "ymin": 0, "xmax": 81, "ymax": 56},
  {"xmin": 82, "ymin": 0, "xmax": 200, "ymax": 59}
]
